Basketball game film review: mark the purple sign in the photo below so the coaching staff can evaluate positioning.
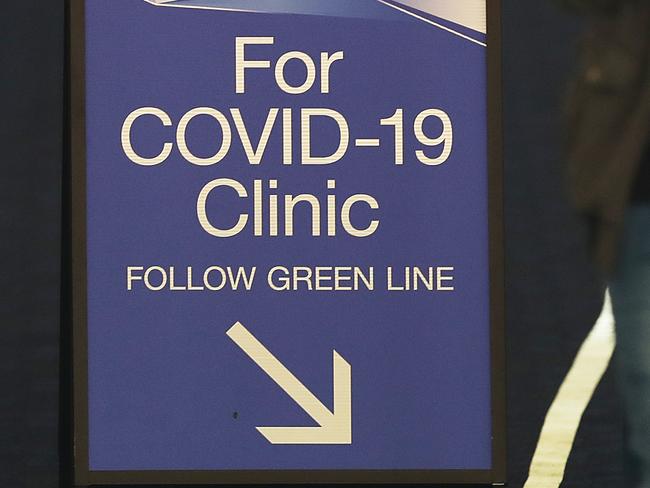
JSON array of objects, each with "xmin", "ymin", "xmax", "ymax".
[{"xmin": 70, "ymin": 0, "xmax": 505, "ymax": 484}]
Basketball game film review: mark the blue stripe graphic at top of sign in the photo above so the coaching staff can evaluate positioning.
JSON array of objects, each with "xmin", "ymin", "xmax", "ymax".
[
  {"xmin": 146, "ymin": 0, "xmax": 487, "ymax": 45},
  {"xmin": 147, "ymin": 0, "xmax": 404, "ymax": 20}
]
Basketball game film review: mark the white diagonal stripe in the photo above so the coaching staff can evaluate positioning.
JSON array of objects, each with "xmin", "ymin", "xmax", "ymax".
[
  {"xmin": 524, "ymin": 291, "xmax": 616, "ymax": 488},
  {"xmin": 392, "ymin": 0, "xmax": 486, "ymax": 34},
  {"xmin": 375, "ymin": 0, "xmax": 486, "ymax": 47}
]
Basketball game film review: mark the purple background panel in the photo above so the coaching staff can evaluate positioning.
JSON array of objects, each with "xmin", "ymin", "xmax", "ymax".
[{"xmin": 85, "ymin": 0, "xmax": 491, "ymax": 471}]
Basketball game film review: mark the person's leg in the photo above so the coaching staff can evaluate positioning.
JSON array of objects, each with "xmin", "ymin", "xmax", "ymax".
[{"xmin": 609, "ymin": 205, "xmax": 650, "ymax": 488}]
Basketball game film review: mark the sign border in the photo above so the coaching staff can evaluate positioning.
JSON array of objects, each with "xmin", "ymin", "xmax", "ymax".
[{"xmin": 66, "ymin": 0, "xmax": 506, "ymax": 484}]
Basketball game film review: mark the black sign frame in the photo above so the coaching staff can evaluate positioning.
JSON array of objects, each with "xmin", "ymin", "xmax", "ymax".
[{"xmin": 65, "ymin": 0, "xmax": 506, "ymax": 485}]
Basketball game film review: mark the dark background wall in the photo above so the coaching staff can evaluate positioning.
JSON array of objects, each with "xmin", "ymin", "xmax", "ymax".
[
  {"xmin": 501, "ymin": 3, "xmax": 623, "ymax": 487},
  {"xmin": 0, "ymin": 1, "xmax": 621, "ymax": 487},
  {"xmin": 0, "ymin": 1, "xmax": 63, "ymax": 487}
]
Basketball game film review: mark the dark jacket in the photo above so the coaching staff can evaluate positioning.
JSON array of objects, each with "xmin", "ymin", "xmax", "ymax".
[{"xmin": 560, "ymin": 0, "xmax": 650, "ymax": 274}]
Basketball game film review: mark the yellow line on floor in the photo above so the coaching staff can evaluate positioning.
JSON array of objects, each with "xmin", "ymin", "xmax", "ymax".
[{"xmin": 523, "ymin": 291, "xmax": 616, "ymax": 488}]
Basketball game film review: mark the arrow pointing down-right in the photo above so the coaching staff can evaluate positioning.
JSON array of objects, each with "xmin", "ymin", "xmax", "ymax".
[{"xmin": 226, "ymin": 321, "xmax": 352, "ymax": 445}]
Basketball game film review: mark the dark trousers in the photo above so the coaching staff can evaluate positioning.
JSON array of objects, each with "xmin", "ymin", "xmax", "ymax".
[{"xmin": 610, "ymin": 205, "xmax": 650, "ymax": 488}]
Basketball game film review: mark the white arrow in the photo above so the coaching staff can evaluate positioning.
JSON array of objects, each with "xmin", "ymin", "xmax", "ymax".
[{"xmin": 226, "ymin": 321, "xmax": 352, "ymax": 445}]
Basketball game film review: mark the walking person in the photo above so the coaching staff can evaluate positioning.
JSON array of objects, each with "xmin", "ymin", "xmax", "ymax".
[{"xmin": 559, "ymin": 0, "xmax": 650, "ymax": 485}]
